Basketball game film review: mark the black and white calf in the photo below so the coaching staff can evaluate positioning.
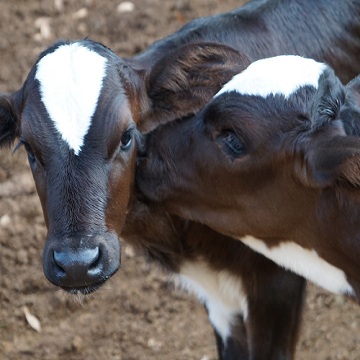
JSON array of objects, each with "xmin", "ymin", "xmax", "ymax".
[
  {"xmin": 137, "ymin": 54, "xmax": 360, "ymax": 301},
  {"xmin": 0, "ymin": 0, "xmax": 360, "ymax": 358},
  {"xmin": 0, "ymin": 0, "xmax": 358, "ymax": 294}
]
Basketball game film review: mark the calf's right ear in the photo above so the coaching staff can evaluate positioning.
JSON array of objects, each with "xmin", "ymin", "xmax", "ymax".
[{"xmin": 0, "ymin": 92, "xmax": 21, "ymax": 148}]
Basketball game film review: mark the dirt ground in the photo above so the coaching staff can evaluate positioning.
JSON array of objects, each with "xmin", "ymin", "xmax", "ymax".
[{"xmin": 0, "ymin": 0, "xmax": 360, "ymax": 359}]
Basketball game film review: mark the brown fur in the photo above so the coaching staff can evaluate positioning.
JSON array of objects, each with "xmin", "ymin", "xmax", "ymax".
[{"xmin": 137, "ymin": 71, "xmax": 360, "ymax": 301}]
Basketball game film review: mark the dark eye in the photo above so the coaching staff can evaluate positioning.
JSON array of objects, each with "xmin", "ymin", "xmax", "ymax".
[
  {"xmin": 120, "ymin": 130, "xmax": 133, "ymax": 151},
  {"xmin": 27, "ymin": 150, "xmax": 36, "ymax": 164},
  {"xmin": 216, "ymin": 130, "xmax": 246, "ymax": 159},
  {"xmin": 17, "ymin": 139, "xmax": 37, "ymax": 166},
  {"xmin": 25, "ymin": 145, "xmax": 37, "ymax": 166}
]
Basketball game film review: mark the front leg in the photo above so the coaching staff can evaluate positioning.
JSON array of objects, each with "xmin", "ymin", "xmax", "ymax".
[
  {"xmin": 206, "ymin": 257, "xmax": 305, "ymax": 360},
  {"xmin": 245, "ymin": 265, "xmax": 306, "ymax": 360},
  {"xmin": 213, "ymin": 315, "xmax": 249, "ymax": 360}
]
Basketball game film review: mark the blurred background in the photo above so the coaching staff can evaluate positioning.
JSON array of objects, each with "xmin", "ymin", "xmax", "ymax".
[{"xmin": 0, "ymin": 1, "xmax": 359, "ymax": 359}]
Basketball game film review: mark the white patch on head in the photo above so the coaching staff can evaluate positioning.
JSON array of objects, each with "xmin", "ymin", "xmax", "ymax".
[
  {"xmin": 35, "ymin": 43, "xmax": 108, "ymax": 155},
  {"xmin": 215, "ymin": 55, "xmax": 327, "ymax": 99},
  {"xmin": 175, "ymin": 259, "xmax": 248, "ymax": 343},
  {"xmin": 240, "ymin": 236, "xmax": 354, "ymax": 296}
]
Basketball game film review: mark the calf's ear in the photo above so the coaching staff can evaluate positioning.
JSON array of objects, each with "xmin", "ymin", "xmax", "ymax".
[
  {"xmin": 139, "ymin": 42, "xmax": 250, "ymax": 132},
  {"xmin": 305, "ymin": 72, "xmax": 360, "ymax": 188},
  {"xmin": 339, "ymin": 75, "xmax": 360, "ymax": 136},
  {"xmin": 0, "ymin": 92, "xmax": 21, "ymax": 148},
  {"xmin": 310, "ymin": 68, "xmax": 345, "ymax": 130},
  {"xmin": 303, "ymin": 136, "xmax": 360, "ymax": 188},
  {"xmin": 346, "ymin": 75, "xmax": 360, "ymax": 108}
]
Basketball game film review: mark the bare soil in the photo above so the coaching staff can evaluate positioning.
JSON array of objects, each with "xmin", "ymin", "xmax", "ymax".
[{"xmin": 0, "ymin": 1, "xmax": 359, "ymax": 359}]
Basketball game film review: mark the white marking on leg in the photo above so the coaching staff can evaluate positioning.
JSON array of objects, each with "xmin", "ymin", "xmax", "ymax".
[
  {"xmin": 175, "ymin": 259, "xmax": 248, "ymax": 343},
  {"xmin": 215, "ymin": 55, "xmax": 326, "ymax": 99},
  {"xmin": 35, "ymin": 43, "xmax": 108, "ymax": 155},
  {"xmin": 240, "ymin": 235, "xmax": 354, "ymax": 296}
]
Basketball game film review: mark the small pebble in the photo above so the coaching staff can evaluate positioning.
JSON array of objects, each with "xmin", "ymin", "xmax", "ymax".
[
  {"xmin": 117, "ymin": 2, "xmax": 135, "ymax": 13},
  {"xmin": 72, "ymin": 8, "xmax": 88, "ymax": 20},
  {"xmin": 72, "ymin": 336, "xmax": 84, "ymax": 351},
  {"xmin": 0, "ymin": 214, "xmax": 11, "ymax": 227}
]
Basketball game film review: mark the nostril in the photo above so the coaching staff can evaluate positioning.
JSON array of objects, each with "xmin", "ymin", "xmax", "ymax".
[
  {"xmin": 89, "ymin": 247, "xmax": 101, "ymax": 270},
  {"xmin": 88, "ymin": 247, "xmax": 103, "ymax": 277},
  {"xmin": 53, "ymin": 251, "xmax": 66, "ymax": 276}
]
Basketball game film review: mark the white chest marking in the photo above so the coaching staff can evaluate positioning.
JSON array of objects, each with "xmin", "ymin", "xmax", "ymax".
[
  {"xmin": 175, "ymin": 259, "xmax": 248, "ymax": 342},
  {"xmin": 240, "ymin": 235, "xmax": 354, "ymax": 296},
  {"xmin": 35, "ymin": 43, "xmax": 108, "ymax": 155},
  {"xmin": 215, "ymin": 55, "xmax": 326, "ymax": 99}
]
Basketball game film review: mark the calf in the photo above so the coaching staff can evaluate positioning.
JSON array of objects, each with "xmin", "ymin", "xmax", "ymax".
[
  {"xmin": 0, "ymin": 0, "xmax": 358, "ymax": 294},
  {"xmin": 0, "ymin": 0, "xmax": 359, "ymax": 357},
  {"xmin": 137, "ymin": 55, "xmax": 360, "ymax": 301}
]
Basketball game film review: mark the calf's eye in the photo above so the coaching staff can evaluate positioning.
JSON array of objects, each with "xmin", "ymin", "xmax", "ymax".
[
  {"xmin": 27, "ymin": 151, "xmax": 36, "ymax": 164},
  {"xmin": 16, "ymin": 139, "xmax": 38, "ymax": 166},
  {"xmin": 216, "ymin": 130, "xmax": 246, "ymax": 159},
  {"xmin": 120, "ymin": 130, "xmax": 133, "ymax": 151}
]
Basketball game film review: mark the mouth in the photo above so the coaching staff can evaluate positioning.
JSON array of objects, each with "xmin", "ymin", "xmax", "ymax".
[
  {"xmin": 58, "ymin": 269, "xmax": 119, "ymax": 295},
  {"xmin": 60, "ymin": 280, "xmax": 106, "ymax": 295}
]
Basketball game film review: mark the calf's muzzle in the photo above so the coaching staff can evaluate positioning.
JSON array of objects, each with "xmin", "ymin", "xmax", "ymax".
[{"xmin": 43, "ymin": 232, "xmax": 120, "ymax": 294}]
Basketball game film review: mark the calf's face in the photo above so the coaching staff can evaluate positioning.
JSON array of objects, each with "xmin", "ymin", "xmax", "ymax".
[
  {"xmin": 137, "ymin": 55, "xmax": 360, "ymax": 298},
  {"xmin": 138, "ymin": 56, "xmax": 335, "ymax": 234},
  {"xmin": 0, "ymin": 39, "xmax": 249, "ymax": 293},
  {"xmin": 8, "ymin": 41, "xmax": 136, "ymax": 293}
]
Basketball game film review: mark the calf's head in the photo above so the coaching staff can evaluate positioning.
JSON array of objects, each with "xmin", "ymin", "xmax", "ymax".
[
  {"xmin": 0, "ymin": 39, "xmax": 249, "ymax": 293},
  {"xmin": 137, "ymin": 55, "xmax": 360, "ymax": 299}
]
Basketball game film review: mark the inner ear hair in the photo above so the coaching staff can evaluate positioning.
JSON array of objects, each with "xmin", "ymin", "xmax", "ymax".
[{"xmin": 311, "ymin": 68, "xmax": 346, "ymax": 130}]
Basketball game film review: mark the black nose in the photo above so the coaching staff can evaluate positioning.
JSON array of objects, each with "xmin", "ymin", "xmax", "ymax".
[
  {"xmin": 53, "ymin": 247, "xmax": 101, "ymax": 280},
  {"xmin": 43, "ymin": 232, "xmax": 120, "ymax": 293}
]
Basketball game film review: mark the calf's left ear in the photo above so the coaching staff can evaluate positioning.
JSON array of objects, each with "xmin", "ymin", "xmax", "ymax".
[
  {"xmin": 139, "ymin": 42, "xmax": 250, "ymax": 132},
  {"xmin": 338, "ymin": 75, "xmax": 360, "ymax": 136},
  {"xmin": 0, "ymin": 92, "xmax": 21, "ymax": 148},
  {"xmin": 346, "ymin": 75, "xmax": 360, "ymax": 108},
  {"xmin": 304, "ymin": 136, "xmax": 360, "ymax": 188}
]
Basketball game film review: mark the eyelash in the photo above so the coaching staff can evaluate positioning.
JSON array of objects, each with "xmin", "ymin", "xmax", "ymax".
[
  {"xmin": 12, "ymin": 139, "xmax": 24, "ymax": 154},
  {"xmin": 14, "ymin": 138, "xmax": 38, "ymax": 165},
  {"xmin": 216, "ymin": 130, "xmax": 246, "ymax": 159}
]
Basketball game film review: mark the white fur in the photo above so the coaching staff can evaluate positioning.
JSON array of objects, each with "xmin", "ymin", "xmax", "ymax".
[
  {"xmin": 240, "ymin": 235, "xmax": 354, "ymax": 296},
  {"xmin": 215, "ymin": 55, "xmax": 326, "ymax": 99},
  {"xmin": 35, "ymin": 43, "xmax": 108, "ymax": 155},
  {"xmin": 175, "ymin": 259, "xmax": 248, "ymax": 343}
]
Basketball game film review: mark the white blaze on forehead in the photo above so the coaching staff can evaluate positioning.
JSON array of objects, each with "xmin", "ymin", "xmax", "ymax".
[
  {"xmin": 240, "ymin": 236, "xmax": 354, "ymax": 296},
  {"xmin": 215, "ymin": 55, "xmax": 327, "ymax": 99},
  {"xmin": 35, "ymin": 43, "xmax": 108, "ymax": 155}
]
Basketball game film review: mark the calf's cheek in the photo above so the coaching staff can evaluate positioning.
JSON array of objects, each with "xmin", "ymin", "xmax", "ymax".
[{"xmin": 106, "ymin": 155, "xmax": 136, "ymax": 236}]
